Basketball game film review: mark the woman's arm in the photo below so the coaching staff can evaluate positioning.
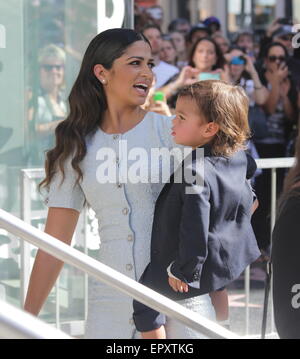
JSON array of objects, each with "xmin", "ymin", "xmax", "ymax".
[
  {"xmin": 263, "ymin": 76, "xmax": 281, "ymax": 115},
  {"xmin": 246, "ymin": 65, "xmax": 269, "ymax": 105},
  {"xmin": 24, "ymin": 207, "xmax": 79, "ymax": 315},
  {"xmin": 263, "ymin": 64, "xmax": 289, "ymax": 114},
  {"xmin": 281, "ymin": 79, "xmax": 296, "ymax": 122}
]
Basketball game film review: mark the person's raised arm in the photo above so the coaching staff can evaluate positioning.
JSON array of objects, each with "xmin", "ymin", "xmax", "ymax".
[
  {"xmin": 159, "ymin": 66, "xmax": 200, "ymax": 100},
  {"xmin": 264, "ymin": 64, "xmax": 288, "ymax": 114},
  {"xmin": 24, "ymin": 207, "xmax": 79, "ymax": 315}
]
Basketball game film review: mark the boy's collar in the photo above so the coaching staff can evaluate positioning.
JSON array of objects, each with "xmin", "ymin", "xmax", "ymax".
[{"xmin": 193, "ymin": 143, "xmax": 213, "ymax": 157}]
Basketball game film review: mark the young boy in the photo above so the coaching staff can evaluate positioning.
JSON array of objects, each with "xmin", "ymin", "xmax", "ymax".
[{"xmin": 132, "ymin": 80, "xmax": 261, "ymax": 339}]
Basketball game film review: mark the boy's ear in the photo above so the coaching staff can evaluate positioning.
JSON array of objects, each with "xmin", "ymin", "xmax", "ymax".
[{"xmin": 204, "ymin": 122, "xmax": 219, "ymax": 137}]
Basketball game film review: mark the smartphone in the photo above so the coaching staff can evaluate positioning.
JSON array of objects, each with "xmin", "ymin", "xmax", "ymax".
[
  {"xmin": 198, "ymin": 72, "xmax": 221, "ymax": 81},
  {"xmin": 153, "ymin": 91, "xmax": 165, "ymax": 102}
]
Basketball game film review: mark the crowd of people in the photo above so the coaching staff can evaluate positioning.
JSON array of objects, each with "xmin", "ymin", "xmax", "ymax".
[{"xmin": 134, "ymin": 7, "xmax": 300, "ymax": 258}]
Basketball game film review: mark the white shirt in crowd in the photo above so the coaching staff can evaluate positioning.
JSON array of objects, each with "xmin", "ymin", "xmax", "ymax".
[{"xmin": 153, "ymin": 60, "xmax": 179, "ymax": 89}]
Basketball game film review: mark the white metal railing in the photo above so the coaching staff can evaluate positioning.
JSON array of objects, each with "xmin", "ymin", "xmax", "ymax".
[
  {"xmin": 20, "ymin": 168, "xmax": 89, "ymax": 330},
  {"xmin": 244, "ymin": 157, "xmax": 295, "ymax": 335},
  {"xmin": 20, "ymin": 158, "xmax": 295, "ymax": 336},
  {"xmin": 1, "ymin": 157, "xmax": 293, "ymax": 339},
  {"xmin": 0, "ymin": 208, "xmax": 239, "ymax": 339},
  {"xmin": 0, "ymin": 299, "xmax": 71, "ymax": 339}
]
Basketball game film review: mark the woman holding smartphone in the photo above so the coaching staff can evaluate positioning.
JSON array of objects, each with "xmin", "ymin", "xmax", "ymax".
[
  {"xmin": 226, "ymin": 46, "xmax": 269, "ymax": 105},
  {"xmin": 252, "ymin": 42, "xmax": 298, "ymax": 254},
  {"xmin": 158, "ymin": 37, "xmax": 230, "ymax": 108}
]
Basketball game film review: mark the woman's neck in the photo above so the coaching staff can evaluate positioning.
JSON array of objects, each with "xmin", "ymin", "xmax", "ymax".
[{"xmin": 101, "ymin": 106, "xmax": 146, "ymax": 134}]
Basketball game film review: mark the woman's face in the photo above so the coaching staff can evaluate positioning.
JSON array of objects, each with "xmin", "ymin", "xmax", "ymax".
[
  {"xmin": 214, "ymin": 36, "xmax": 229, "ymax": 54},
  {"xmin": 229, "ymin": 49, "xmax": 246, "ymax": 80},
  {"xmin": 170, "ymin": 31, "xmax": 186, "ymax": 53},
  {"xmin": 40, "ymin": 56, "xmax": 64, "ymax": 92},
  {"xmin": 192, "ymin": 40, "xmax": 217, "ymax": 72},
  {"xmin": 103, "ymin": 41, "xmax": 154, "ymax": 107},
  {"xmin": 160, "ymin": 40, "xmax": 177, "ymax": 64},
  {"xmin": 237, "ymin": 35, "xmax": 254, "ymax": 53},
  {"xmin": 142, "ymin": 28, "xmax": 162, "ymax": 56},
  {"xmin": 265, "ymin": 46, "xmax": 287, "ymax": 73}
]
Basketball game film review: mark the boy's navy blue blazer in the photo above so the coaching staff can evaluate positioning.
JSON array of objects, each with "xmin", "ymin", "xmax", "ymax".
[{"xmin": 138, "ymin": 145, "xmax": 261, "ymax": 301}]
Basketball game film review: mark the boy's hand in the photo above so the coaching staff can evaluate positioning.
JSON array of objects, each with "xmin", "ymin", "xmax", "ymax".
[{"xmin": 168, "ymin": 277, "xmax": 189, "ymax": 293}]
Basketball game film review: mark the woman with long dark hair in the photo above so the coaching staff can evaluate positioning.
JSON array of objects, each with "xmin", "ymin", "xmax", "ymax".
[
  {"xmin": 272, "ymin": 134, "xmax": 300, "ymax": 339},
  {"xmin": 158, "ymin": 37, "xmax": 230, "ymax": 108},
  {"xmin": 251, "ymin": 42, "xmax": 298, "ymax": 254},
  {"xmin": 24, "ymin": 28, "xmax": 215, "ymax": 339}
]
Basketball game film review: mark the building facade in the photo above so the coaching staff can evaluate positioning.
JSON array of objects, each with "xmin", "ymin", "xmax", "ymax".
[{"xmin": 140, "ymin": 0, "xmax": 297, "ymax": 35}]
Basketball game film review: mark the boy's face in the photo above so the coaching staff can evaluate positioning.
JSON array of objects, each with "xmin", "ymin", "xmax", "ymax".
[{"xmin": 172, "ymin": 96, "xmax": 214, "ymax": 148}]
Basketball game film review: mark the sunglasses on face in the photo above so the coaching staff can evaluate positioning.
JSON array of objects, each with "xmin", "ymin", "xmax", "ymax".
[
  {"xmin": 41, "ymin": 64, "xmax": 64, "ymax": 71},
  {"xmin": 268, "ymin": 56, "xmax": 286, "ymax": 63},
  {"xmin": 280, "ymin": 35, "xmax": 293, "ymax": 41}
]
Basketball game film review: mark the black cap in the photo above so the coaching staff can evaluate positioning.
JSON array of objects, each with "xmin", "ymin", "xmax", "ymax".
[{"xmin": 188, "ymin": 23, "xmax": 211, "ymax": 39}]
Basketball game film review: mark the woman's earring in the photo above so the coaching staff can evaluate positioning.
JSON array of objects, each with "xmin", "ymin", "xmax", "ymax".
[{"xmin": 101, "ymin": 79, "xmax": 107, "ymax": 85}]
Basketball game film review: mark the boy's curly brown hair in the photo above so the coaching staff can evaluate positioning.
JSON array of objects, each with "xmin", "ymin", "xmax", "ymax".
[{"xmin": 178, "ymin": 80, "xmax": 250, "ymax": 157}]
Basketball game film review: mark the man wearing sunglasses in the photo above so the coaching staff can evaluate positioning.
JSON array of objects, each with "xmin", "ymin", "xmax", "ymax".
[{"xmin": 272, "ymin": 26, "xmax": 295, "ymax": 57}]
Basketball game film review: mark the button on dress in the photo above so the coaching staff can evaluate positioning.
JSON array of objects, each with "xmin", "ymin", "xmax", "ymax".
[{"xmin": 46, "ymin": 111, "xmax": 215, "ymax": 338}]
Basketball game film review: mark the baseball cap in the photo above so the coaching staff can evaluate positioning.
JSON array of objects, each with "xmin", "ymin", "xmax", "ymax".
[
  {"xmin": 272, "ymin": 25, "xmax": 295, "ymax": 39},
  {"xmin": 189, "ymin": 23, "xmax": 211, "ymax": 37},
  {"xmin": 203, "ymin": 16, "xmax": 221, "ymax": 26}
]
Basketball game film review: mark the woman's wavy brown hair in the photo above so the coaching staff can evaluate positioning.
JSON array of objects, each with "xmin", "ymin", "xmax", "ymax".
[
  {"xmin": 178, "ymin": 80, "xmax": 250, "ymax": 157},
  {"xmin": 39, "ymin": 28, "xmax": 150, "ymax": 189}
]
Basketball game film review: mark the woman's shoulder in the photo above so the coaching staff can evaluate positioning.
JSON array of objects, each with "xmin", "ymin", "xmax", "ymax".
[{"xmin": 145, "ymin": 111, "xmax": 174, "ymax": 137}]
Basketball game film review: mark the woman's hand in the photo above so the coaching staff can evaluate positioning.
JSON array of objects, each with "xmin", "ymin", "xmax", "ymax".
[
  {"xmin": 266, "ymin": 63, "xmax": 289, "ymax": 85},
  {"xmin": 266, "ymin": 18, "xmax": 281, "ymax": 38},
  {"xmin": 277, "ymin": 63, "xmax": 289, "ymax": 83},
  {"xmin": 168, "ymin": 277, "xmax": 189, "ymax": 293},
  {"xmin": 176, "ymin": 66, "xmax": 200, "ymax": 87},
  {"xmin": 244, "ymin": 55, "xmax": 257, "ymax": 76},
  {"xmin": 149, "ymin": 100, "xmax": 172, "ymax": 117},
  {"xmin": 216, "ymin": 64, "xmax": 231, "ymax": 83}
]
